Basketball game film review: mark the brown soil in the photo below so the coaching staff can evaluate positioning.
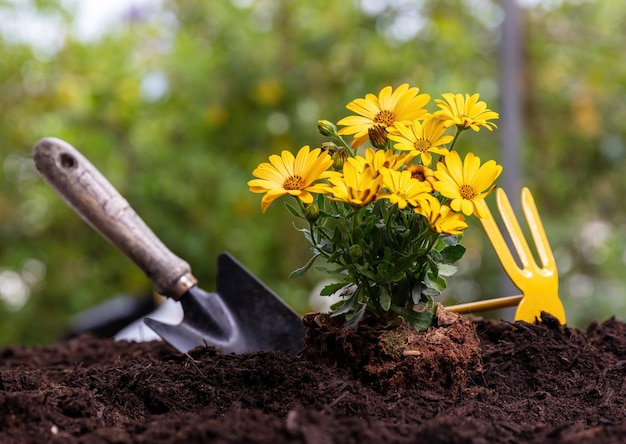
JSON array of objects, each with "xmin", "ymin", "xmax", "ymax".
[{"xmin": 1, "ymin": 308, "xmax": 625, "ymax": 443}]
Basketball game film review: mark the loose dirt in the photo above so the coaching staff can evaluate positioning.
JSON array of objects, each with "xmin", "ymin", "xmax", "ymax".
[{"xmin": 1, "ymin": 309, "xmax": 625, "ymax": 443}]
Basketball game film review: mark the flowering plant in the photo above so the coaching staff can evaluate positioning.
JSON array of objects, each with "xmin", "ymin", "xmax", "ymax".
[{"xmin": 248, "ymin": 84, "xmax": 501, "ymax": 330}]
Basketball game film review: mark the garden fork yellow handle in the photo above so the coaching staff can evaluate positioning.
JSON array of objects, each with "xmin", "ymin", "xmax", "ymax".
[
  {"xmin": 447, "ymin": 294, "xmax": 522, "ymax": 313},
  {"xmin": 482, "ymin": 187, "xmax": 565, "ymax": 323},
  {"xmin": 449, "ymin": 188, "xmax": 565, "ymax": 324}
]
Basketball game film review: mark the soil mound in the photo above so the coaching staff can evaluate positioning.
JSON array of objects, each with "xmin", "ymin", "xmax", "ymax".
[{"xmin": 301, "ymin": 306, "xmax": 482, "ymax": 394}]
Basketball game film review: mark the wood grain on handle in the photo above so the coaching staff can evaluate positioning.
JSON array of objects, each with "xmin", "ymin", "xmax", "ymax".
[{"xmin": 33, "ymin": 137, "xmax": 197, "ymax": 300}]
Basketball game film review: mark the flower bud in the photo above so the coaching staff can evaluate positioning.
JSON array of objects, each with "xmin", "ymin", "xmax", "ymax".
[
  {"xmin": 368, "ymin": 124, "xmax": 389, "ymax": 149},
  {"xmin": 304, "ymin": 203, "xmax": 320, "ymax": 223},
  {"xmin": 332, "ymin": 148, "xmax": 349, "ymax": 170},
  {"xmin": 348, "ymin": 244, "xmax": 363, "ymax": 259},
  {"xmin": 317, "ymin": 120, "xmax": 338, "ymax": 138},
  {"xmin": 320, "ymin": 141, "xmax": 338, "ymax": 154}
]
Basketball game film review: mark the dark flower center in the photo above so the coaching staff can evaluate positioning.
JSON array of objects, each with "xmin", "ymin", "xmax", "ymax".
[
  {"xmin": 374, "ymin": 109, "xmax": 395, "ymax": 127},
  {"xmin": 413, "ymin": 138, "xmax": 431, "ymax": 153},
  {"xmin": 459, "ymin": 184, "xmax": 477, "ymax": 200},
  {"xmin": 284, "ymin": 175, "xmax": 305, "ymax": 190}
]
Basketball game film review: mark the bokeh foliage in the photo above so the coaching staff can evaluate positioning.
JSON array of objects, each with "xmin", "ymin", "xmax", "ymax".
[{"xmin": 0, "ymin": 0, "xmax": 625, "ymax": 345}]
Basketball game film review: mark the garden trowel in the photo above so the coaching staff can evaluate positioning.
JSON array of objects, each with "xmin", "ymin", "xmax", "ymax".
[{"xmin": 33, "ymin": 137, "xmax": 305, "ymax": 355}]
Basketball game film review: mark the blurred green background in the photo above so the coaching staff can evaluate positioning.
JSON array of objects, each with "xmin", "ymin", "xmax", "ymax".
[{"xmin": 1, "ymin": 0, "xmax": 625, "ymax": 345}]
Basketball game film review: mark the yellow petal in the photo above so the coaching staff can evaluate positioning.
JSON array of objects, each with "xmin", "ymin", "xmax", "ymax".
[
  {"xmin": 462, "ymin": 152, "xmax": 481, "ymax": 184},
  {"xmin": 445, "ymin": 151, "xmax": 464, "ymax": 184},
  {"xmin": 261, "ymin": 189, "xmax": 287, "ymax": 212},
  {"xmin": 472, "ymin": 161, "xmax": 503, "ymax": 192},
  {"xmin": 460, "ymin": 199, "xmax": 474, "ymax": 216},
  {"xmin": 345, "ymin": 98, "xmax": 379, "ymax": 119}
]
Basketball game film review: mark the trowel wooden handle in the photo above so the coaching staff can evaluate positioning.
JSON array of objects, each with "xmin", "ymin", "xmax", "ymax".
[{"xmin": 33, "ymin": 137, "xmax": 197, "ymax": 300}]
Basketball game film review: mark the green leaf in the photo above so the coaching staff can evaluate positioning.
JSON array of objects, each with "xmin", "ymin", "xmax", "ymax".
[
  {"xmin": 354, "ymin": 264, "xmax": 381, "ymax": 281},
  {"xmin": 317, "ymin": 192, "xmax": 325, "ymax": 208},
  {"xmin": 411, "ymin": 284, "xmax": 425, "ymax": 304},
  {"xmin": 330, "ymin": 291, "xmax": 359, "ymax": 317},
  {"xmin": 291, "ymin": 223, "xmax": 309, "ymax": 233},
  {"xmin": 429, "ymin": 249, "xmax": 443, "ymax": 263},
  {"xmin": 315, "ymin": 264, "xmax": 347, "ymax": 275},
  {"xmin": 383, "ymin": 247, "xmax": 392, "ymax": 262},
  {"xmin": 379, "ymin": 287, "xmax": 391, "ymax": 311},
  {"xmin": 386, "ymin": 270, "xmax": 409, "ymax": 283},
  {"xmin": 425, "ymin": 271, "xmax": 447, "ymax": 291},
  {"xmin": 439, "ymin": 244, "xmax": 466, "ymax": 263},
  {"xmin": 289, "ymin": 254, "xmax": 320, "ymax": 278},
  {"xmin": 426, "ymin": 256, "xmax": 439, "ymax": 278},
  {"xmin": 436, "ymin": 263, "xmax": 459, "ymax": 277},
  {"xmin": 320, "ymin": 282, "xmax": 349, "ymax": 296},
  {"xmin": 442, "ymin": 234, "xmax": 461, "ymax": 246},
  {"xmin": 389, "ymin": 305, "xmax": 435, "ymax": 331},
  {"xmin": 421, "ymin": 287, "xmax": 440, "ymax": 297},
  {"xmin": 344, "ymin": 302, "xmax": 367, "ymax": 327},
  {"xmin": 284, "ymin": 202, "xmax": 302, "ymax": 218}
]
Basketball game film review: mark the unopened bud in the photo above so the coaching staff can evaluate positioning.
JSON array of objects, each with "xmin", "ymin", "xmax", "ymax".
[
  {"xmin": 368, "ymin": 124, "xmax": 389, "ymax": 149},
  {"xmin": 320, "ymin": 141, "xmax": 338, "ymax": 154},
  {"xmin": 317, "ymin": 120, "xmax": 337, "ymax": 138},
  {"xmin": 304, "ymin": 203, "xmax": 320, "ymax": 223},
  {"xmin": 348, "ymin": 244, "xmax": 363, "ymax": 259},
  {"xmin": 332, "ymin": 148, "xmax": 349, "ymax": 170}
]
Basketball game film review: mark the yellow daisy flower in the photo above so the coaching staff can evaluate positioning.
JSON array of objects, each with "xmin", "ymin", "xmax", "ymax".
[
  {"xmin": 337, "ymin": 84, "xmax": 430, "ymax": 148},
  {"xmin": 377, "ymin": 168, "xmax": 433, "ymax": 210},
  {"xmin": 248, "ymin": 145, "xmax": 336, "ymax": 212},
  {"xmin": 404, "ymin": 164, "xmax": 436, "ymax": 189},
  {"xmin": 416, "ymin": 197, "xmax": 468, "ymax": 235},
  {"xmin": 388, "ymin": 116, "xmax": 453, "ymax": 166},
  {"xmin": 434, "ymin": 93, "xmax": 499, "ymax": 132},
  {"xmin": 350, "ymin": 147, "xmax": 414, "ymax": 178},
  {"xmin": 433, "ymin": 151, "xmax": 502, "ymax": 218},
  {"xmin": 328, "ymin": 158, "xmax": 382, "ymax": 207}
]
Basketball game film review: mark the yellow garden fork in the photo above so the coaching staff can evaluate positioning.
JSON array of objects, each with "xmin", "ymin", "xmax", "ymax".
[{"xmin": 447, "ymin": 187, "xmax": 566, "ymax": 324}]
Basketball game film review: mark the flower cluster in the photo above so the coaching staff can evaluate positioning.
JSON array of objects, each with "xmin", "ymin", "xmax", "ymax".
[{"xmin": 249, "ymin": 84, "xmax": 501, "ymax": 329}]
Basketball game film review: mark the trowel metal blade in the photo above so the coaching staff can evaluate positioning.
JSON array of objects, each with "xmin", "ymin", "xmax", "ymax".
[
  {"xmin": 144, "ymin": 253, "xmax": 305, "ymax": 355},
  {"xmin": 144, "ymin": 286, "xmax": 240, "ymax": 353}
]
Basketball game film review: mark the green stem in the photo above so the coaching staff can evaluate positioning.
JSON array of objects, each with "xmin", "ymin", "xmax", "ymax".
[
  {"xmin": 448, "ymin": 126, "xmax": 464, "ymax": 151},
  {"xmin": 296, "ymin": 197, "xmax": 320, "ymax": 247},
  {"xmin": 384, "ymin": 202, "xmax": 397, "ymax": 227},
  {"xmin": 332, "ymin": 132, "xmax": 356, "ymax": 157},
  {"xmin": 350, "ymin": 206, "xmax": 364, "ymax": 245}
]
